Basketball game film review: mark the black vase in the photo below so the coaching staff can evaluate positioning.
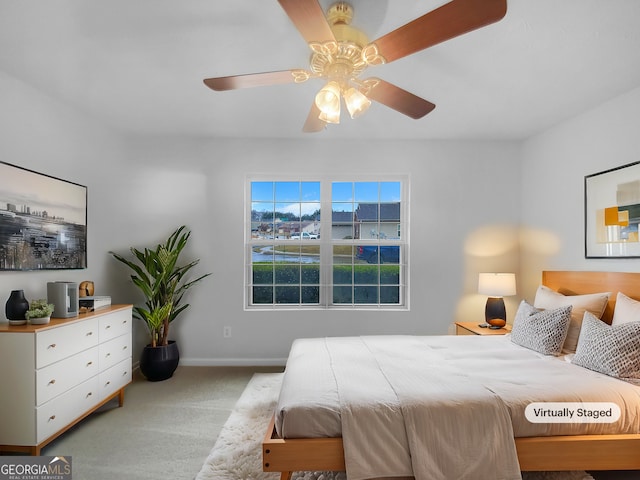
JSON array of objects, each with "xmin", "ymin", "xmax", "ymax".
[
  {"xmin": 5, "ymin": 290, "xmax": 29, "ymax": 325},
  {"xmin": 139, "ymin": 341, "xmax": 180, "ymax": 382}
]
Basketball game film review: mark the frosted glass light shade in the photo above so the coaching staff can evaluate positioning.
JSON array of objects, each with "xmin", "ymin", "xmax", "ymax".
[
  {"xmin": 344, "ymin": 87, "xmax": 371, "ymax": 118},
  {"xmin": 478, "ymin": 273, "xmax": 516, "ymax": 297},
  {"xmin": 315, "ymin": 81, "xmax": 341, "ymax": 115}
]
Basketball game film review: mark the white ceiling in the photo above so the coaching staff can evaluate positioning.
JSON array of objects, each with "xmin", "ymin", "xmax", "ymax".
[{"xmin": 1, "ymin": 0, "xmax": 640, "ymax": 140}]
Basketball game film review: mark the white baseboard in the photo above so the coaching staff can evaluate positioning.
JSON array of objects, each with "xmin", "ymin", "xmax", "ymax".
[{"xmin": 179, "ymin": 357, "xmax": 287, "ymax": 367}]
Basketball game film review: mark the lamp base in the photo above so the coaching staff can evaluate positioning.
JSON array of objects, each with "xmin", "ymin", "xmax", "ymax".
[{"xmin": 485, "ymin": 297, "xmax": 506, "ymax": 327}]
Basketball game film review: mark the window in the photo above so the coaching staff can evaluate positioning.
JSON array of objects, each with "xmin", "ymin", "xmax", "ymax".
[{"xmin": 246, "ymin": 178, "xmax": 407, "ymax": 309}]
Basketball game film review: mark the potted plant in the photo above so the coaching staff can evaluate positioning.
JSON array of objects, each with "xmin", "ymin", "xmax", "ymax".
[
  {"xmin": 110, "ymin": 225, "xmax": 211, "ymax": 381},
  {"xmin": 25, "ymin": 299, "xmax": 55, "ymax": 325}
]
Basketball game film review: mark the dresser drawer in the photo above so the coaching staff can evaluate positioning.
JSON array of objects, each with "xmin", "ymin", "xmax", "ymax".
[
  {"xmin": 36, "ymin": 346, "xmax": 100, "ymax": 406},
  {"xmin": 99, "ymin": 334, "xmax": 131, "ymax": 371},
  {"xmin": 37, "ymin": 376, "xmax": 100, "ymax": 443},
  {"xmin": 36, "ymin": 318, "xmax": 99, "ymax": 369},
  {"xmin": 99, "ymin": 310, "xmax": 131, "ymax": 342},
  {"xmin": 99, "ymin": 358, "xmax": 132, "ymax": 399}
]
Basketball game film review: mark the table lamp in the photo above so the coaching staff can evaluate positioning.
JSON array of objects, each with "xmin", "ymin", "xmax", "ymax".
[{"xmin": 478, "ymin": 273, "xmax": 516, "ymax": 329}]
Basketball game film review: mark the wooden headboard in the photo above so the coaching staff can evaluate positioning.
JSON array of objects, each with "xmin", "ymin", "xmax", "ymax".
[{"xmin": 542, "ymin": 270, "xmax": 640, "ymax": 324}]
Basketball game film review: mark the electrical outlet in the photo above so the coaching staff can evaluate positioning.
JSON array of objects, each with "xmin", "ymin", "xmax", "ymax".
[{"xmin": 223, "ymin": 326, "xmax": 232, "ymax": 338}]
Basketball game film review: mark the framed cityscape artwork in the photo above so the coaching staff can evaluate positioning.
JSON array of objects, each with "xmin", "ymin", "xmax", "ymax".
[
  {"xmin": 0, "ymin": 162, "xmax": 87, "ymax": 270},
  {"xmin": 585, "ymin": 161, "xmax": 640, "ymax": 258}
]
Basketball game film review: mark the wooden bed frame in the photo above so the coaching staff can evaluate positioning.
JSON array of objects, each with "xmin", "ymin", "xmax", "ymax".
[{"xmin": 263, "ymin": 271, "xmax": 640, "ymax": 479}]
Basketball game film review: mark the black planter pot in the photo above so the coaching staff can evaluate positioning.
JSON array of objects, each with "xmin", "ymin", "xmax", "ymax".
[{"xmin": 139, "ymin": 341, "xmax": 180, "ymax": 382}]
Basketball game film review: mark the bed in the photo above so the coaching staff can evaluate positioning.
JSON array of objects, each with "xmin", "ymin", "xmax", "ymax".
[{"xmin": 263, "ymin": 271, "xmax": 640, "ymax": 479}]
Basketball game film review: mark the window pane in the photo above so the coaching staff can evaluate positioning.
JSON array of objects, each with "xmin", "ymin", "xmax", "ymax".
[
  {"xmin": 380, "ymin": 286, "xmax": 400, "ymax": 304},
  {"xmin": 379, "ymin": 246, "xmax": 399, "ymax": 264},
  {"xmin": 275, "ymin": 181, "xmax": 300, "ymax": 202},
  {"xmin": 275, "ymin": 264, "xmax": 300, "ymax": 284},
  {"xmin": 354, "ymin": 286, "xmax": 378, "ymax": 303},
  {"xmin": 301, "ymin": 286, "xmax": 320, "ymax": 304},
  {"xmin": 332, "ymin": 182, "xmax": 353, "ymax": 202},
  {"xmin": 354, "ymin": 264, "xmax": 378, "ymax": 285},
  {"xmin": 380, "ymin": 182, "xmax": 400, "ymax": 202},
  {"xmin": 354, "ymin": 182, "xmax": 378, "ymax": 202},
  {"xmin": 333, "ymin": 286, "xmax": 352, "ymax": 304},
  {"xmin": 251, "ymin": 182, "xmax": 273, "ymax": 201},
  {"xmin": 301, "ymin": 182, "xmax": 321, "ymax": 202},
  {"xmin": 276, "ymin": 286, "xmax": 300, "ymax": 304},
  {"xmin": 301, "ymin": 245, "xmax": 320, "ymax": 262},
  {"xmin": 301, "ymin": 264, "xmax": 320, "ymax": 284},
  {"xmin": 355, "ymin": 245, "xmax": 377, "ymax": 264},
  {"xmin": 253, "ymin": 286, "xmax": 273, "ymax": 304},
  {"xmin": 252, "ymin": 264, "xmax": 273, "ymax": 284},
  {"xmin": 333, "ymin": 265, "xmax": 352, "ymax": 284},
  {"xmin": 380, "ymin": 265, "xmax": 400, "ymax": 284}
]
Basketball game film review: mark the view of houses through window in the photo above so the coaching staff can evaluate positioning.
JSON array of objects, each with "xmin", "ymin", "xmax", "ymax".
[{"xmin": 247, "ymin": 179, "xmax": 407, "ymax": 308}]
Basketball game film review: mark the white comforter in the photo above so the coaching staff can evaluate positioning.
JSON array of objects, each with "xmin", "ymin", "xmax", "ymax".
[{"xmin": 275, "ymin": 335, "xmax": 640, "ymax": 480}]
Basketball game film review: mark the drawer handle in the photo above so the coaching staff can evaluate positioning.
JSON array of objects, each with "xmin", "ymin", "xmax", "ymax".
[
  {"xmin": 105, "ymin": 325, "xmax": 111, "ymax": 329},
  {"xmin": 122, "ymin": 371, "xmax": 128, "ymax": 376},
  {"xmin": 86, "ymin": 331, "xmax": 93, "ymax": 336},
  {"xmin": 86, "ymin": 392, "xmax": 93, "ymax": 398},
  {"xmin": 122, "ymin": 346, "xmax": 127, "ymax": 350},
  {"xmin": 105, "ymin": 381, "xmax": 111, "ymax": 386},
  {"xmin": 105, "ymin": 353, "xmax": 111, "ymax": 358},
  {"xmin": 49, "ymin": 415, "xmax": 56, "ymax": 421},
  {"xmin": 48, "ymin": 379, "xmax": 56, "ymax": 385},
  {"xmin": 123, "ymin": 320, "xmax": 128, "ymax": 324},
  {"xmin": 86, "ymin": 361, "xmax": 93, "ymax": 367},
  {"xmin": 48, "ymin": 343, "xmax": 57, "ymax": 349}
]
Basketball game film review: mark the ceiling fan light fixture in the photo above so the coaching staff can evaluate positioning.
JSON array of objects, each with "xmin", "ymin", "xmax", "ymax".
[{"xmin": 343, "ymin": 87, "xmax": 371, "ymax": 118}]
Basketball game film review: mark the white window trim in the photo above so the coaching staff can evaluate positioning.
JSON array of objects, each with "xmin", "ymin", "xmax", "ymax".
[{"xmin": 244, "ymin": 174, "xmax": 410, "ymax": 311}]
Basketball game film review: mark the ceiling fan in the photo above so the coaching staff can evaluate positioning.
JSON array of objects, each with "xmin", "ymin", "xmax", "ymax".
[{"xmin": 203, "ymin": 0, "xmax": 507, "ymax": 133}]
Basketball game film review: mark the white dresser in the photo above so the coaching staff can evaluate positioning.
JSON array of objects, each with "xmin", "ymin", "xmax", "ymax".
[{"xmin": 0, "ymin": 305, "xmax": 133, "ymax": 455}]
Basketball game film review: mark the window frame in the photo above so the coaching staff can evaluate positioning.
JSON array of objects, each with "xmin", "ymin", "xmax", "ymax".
[{"xmin": 245, "ymin": 174, "xmax": 410, "ymax": 311}]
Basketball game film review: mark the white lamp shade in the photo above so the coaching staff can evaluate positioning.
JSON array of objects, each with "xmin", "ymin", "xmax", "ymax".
[{"xmin": 478, "ymin": 273, "xmax": 516, "ymax": 297}]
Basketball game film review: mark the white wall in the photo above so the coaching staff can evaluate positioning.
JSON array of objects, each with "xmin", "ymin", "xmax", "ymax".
[
  {"xmin": 1, "ymin": 70, "xmax": 522, "ymax": 365},
  {"xmin": 0, "ymin": 72, "xmax": 125, "ymax": 316},
  {"xmin": 122, "ymin": 137, "xmax": 521, "ymax": 364},
  {"xmin": 520, "ymin": 86, "xmax": 640, "ymax": 301}
]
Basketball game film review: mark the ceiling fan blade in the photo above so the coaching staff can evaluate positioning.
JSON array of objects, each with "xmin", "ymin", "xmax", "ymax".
[
  {"xmin": 203, "ymin": 70, "xmax": 300, "ymax": 91},
  {"xmin": 363, "ymin": 78, "xmax": 435, "ymax": 119},
  {"xmin": 277, "ymin": 0, "xmax": 336, "ymax": 45},
  {"xmin": 369, "ymin": 0, "xmax": 507, "ymax": 64},
  {"xmin": 302, "ymin": 102, "xmax": 326, "ymax": 133}
]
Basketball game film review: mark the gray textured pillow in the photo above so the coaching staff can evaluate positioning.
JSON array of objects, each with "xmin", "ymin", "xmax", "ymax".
[
  {"xmin": 573, "ymin": 311, "xmax": 640, "ymax": 381},
  {"xmin": 510, "ymin": 300, "xmax": 572, "ymax": 355}
]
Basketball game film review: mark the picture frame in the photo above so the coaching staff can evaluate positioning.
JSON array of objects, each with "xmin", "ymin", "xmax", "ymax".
[
  {"xmin": 584, "ymin": 161, "xmax": 640, "ymax": 258},
  {"xmin": 0, "ymin": 162, "xmax": 87, "ymax": 270}
]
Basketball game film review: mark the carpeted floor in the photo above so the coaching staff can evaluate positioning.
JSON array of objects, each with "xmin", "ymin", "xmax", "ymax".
[
  {"xmin": 38, "ymin": 366, "xmax": 282, "ymax": 480},
  {"xmin": 196, "ymin": 372, "xmax": 601, "ymax": 480}
]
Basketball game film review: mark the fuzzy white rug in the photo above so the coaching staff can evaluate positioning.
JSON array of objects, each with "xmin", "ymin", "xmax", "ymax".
[{"xmin": 195, "ymin": 373, "xmax": 594, "ymax": 480}]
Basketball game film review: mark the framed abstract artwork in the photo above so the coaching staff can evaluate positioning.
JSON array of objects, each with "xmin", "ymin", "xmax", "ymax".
[
  {"xmin": 0, "ymin": 162, "xmax": 87, "ymax": 270},
  {"xmin": 585, "ymin": 161, "xmax": 640, "ymax": 258}
]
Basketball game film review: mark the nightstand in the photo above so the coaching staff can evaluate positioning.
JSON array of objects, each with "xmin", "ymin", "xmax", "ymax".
[{"xmin": 454, "ymin": 321, "xmax": 512, "ymax": 336}]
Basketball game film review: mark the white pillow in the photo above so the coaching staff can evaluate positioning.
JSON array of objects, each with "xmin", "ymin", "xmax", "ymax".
[
  {"xmin": 573, "ymin": 311, "xmax": 640, "ymax": 382},
  {"xmin": 534, "ymin": 285, "xmax": 610, "ymax": 354},
  {"xmin": 612, "ymin": 292, "xmax": 640, "ymax": 325},
  {"xmin": 510, "ymin": 300, "xmax": 572, "ymax": 356}
]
